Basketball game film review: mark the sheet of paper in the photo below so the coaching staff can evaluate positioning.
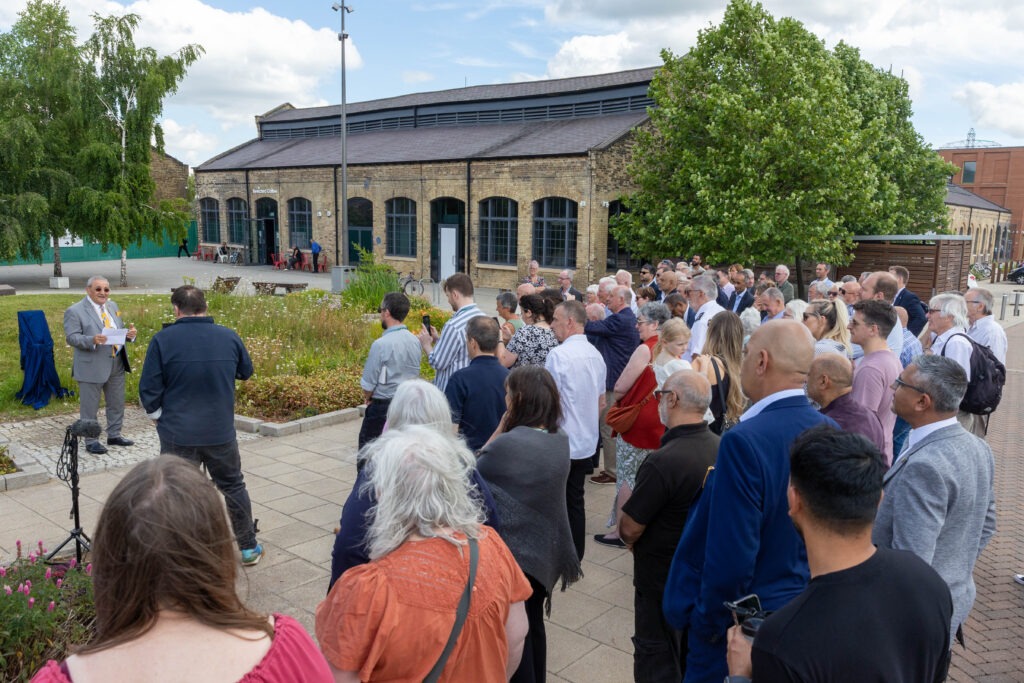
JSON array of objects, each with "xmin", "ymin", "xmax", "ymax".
[{"xmin": 102, "ymin": 329, "xmax": 127, "ymax": 345}]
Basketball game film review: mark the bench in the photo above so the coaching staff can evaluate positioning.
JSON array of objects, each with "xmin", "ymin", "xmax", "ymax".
[
  {"xmin": 252, "ymin": 281, "xmax": 308, "ymax": 295},
  {"xmin": 212, "ymin": 276, "xmax": 241, "ymax": 293}
]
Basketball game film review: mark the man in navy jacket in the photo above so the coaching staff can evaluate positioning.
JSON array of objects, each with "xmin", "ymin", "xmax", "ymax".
[
  {"xmin": 139, "ymin": 285, "xmax": 262, "ymax": 565},
  {"xmin": 663, "ymin": 320, "xmax": 837, "ymax": 682},
  {"xmin": 890, "ymin": 265, "xmax": 927, "ymax": 336}
]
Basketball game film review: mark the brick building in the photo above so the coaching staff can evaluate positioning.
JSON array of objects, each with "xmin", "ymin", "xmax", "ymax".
[
  {"xmin": 943, "ymin": 183, "xmax": 1011, "ymax": 264},
  {"xmin": 938, "ymin": 145, "xmax": 1024, "ymax": 261},
  {"xmin": 193, "ymin": 68, "xmax": 656, "ymax": 289}
]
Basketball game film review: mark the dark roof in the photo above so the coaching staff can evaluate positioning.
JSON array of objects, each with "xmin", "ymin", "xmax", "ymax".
[
  {"xmin": 944, "ymin": 183, "xmax": 1010, "ymax": 212},
  {"xmin": 196, "ymin": 112, "xmax": 647, "ymax": 171},
  {"xmin": 260, "ymin": 67, "xmax": 659, "ymax": 124}
]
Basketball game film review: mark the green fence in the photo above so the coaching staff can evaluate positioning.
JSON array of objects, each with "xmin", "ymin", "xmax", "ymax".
[{"xmin": 0, "ymin": 222, "xmax": 196, "ymax": 266}]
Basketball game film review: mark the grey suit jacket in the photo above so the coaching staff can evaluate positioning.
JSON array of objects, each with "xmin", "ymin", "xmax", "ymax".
[
  {"xmin": 873, "ymin": 423, "xmax": 996, "ymax": 641},
  {"xmin": 63, "ymin": 297, "xmax": 131, "ymax": 383}
]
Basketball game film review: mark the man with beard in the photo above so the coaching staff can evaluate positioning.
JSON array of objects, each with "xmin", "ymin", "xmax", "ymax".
[
  {"xmin": 358, "ymin": 292, "xmax": 421, "ymax": 452},
  {"xmin": 619, "ymin": 369, "xmax": 719, "ymax": 682}
]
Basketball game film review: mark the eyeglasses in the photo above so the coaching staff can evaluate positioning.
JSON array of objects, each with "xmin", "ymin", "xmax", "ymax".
[
  {"xmin": 838, "ymin": 288, "xmax": 847, "ymax": 295},
  {"xmin": 654, "ymin": 389, "xmax": 677, "ymax": 401},
  {"xmin": 891, "ymin": 377, "xmax": 927, "ymax": 394},
  {"xmin": 926, "ymin": 308, "xmax": 941, "ymax": 314},
  {"xmin": 828, "ymin": 291, "xmax": 839, "ymax": 298},
  {"xmin": 92, "ymin": 287, "xmax": 110, "ymax": 292}
]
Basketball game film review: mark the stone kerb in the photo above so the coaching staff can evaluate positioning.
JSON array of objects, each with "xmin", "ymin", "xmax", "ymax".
[
  {"xmin": 0, "ymin": 438, "xmax": 49, "ymax": 491},
  {"xmin": 256, "ymin": 407, "xmax": 362, "ymax": 437}
]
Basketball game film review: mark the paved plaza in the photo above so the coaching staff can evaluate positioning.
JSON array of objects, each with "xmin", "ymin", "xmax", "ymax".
[{"xmin": 1, "ymin": 260, "xmax": 1023, "ymax": 681}]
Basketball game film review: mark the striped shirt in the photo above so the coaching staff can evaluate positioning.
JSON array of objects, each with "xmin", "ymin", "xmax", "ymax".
[{"xmin": 429, "ymin": 303, "xmax": 487, "ymax": 392}]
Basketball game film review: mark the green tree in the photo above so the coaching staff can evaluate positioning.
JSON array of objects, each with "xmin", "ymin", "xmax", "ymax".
[
  {"xmin": 73, "ymin": 12, "xmax": 203, "ymax": 285},
  {"xmin": 0, "ymin": 0, "xmax": 87, "ymax": 273},
  {"xmin": 615, "ymin": 0, "xmax": 954, "ymax": 267}
]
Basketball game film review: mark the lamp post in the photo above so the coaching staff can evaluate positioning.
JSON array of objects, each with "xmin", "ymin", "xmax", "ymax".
[{"xmin": 332, "ymin": 2, "xmax": 353, "ymax": 266}]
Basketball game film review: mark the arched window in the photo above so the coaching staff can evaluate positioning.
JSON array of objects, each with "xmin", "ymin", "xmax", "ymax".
[
  {"xmin": 226, "ymin": 198, "xmax": 247, "ymax": 244},
  {"xmin": 199, "ymin": 198, "xmax": 219, "ymax": 243},
  {"xmin": 479, "ymin": 197, "xmax": 518, "ymax": 265},
  {"xmin": 386, "ymin": 197, "xmax": 417, "ymax": 257},
  {"xmin": 532, "ymin": 197, "xmax": 577, "ymax": 268},
  {"xmin": 287, "ymin": 197, "xmax": 312, "ymax": 248}
]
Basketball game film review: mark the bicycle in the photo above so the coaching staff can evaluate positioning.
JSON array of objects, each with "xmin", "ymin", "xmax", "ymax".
[
  {"xmin": 970, "ymin": 262, "xmax": 992, "ymax": 279},
  {"xmin": 399, "ymin": 271, "xmax": 428, "ymax": 297}
]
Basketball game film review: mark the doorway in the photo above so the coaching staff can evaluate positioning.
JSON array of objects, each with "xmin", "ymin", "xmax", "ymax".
[
  {"xmin": 430, "ymin": 197, "xmax": 465, "ymax": 282},
  {"xmin": 254, "ymin": 198, "xmax": 278, "ymax": 265}
]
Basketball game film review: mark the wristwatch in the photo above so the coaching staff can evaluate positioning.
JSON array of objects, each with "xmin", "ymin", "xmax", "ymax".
[{"xmin": 725, "ymin": 676, "xmax": 752, "ymax": 683}]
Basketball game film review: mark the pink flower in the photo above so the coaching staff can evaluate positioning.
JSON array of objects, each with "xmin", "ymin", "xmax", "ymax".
[
  {"xmin": 47, "ymin": 601, "xmax": 55, "ymax": 612},
  {"xmin": 28, "ymin": 597, "xmax": 35, "ymax": 608},
  {"xmin": 56, "ymin": 578, "xmax": 63, "ymax": 589},
  {"xmin": 37, "ymin": 541, "xmax": 44, "ymax": 553},
  {"xmin": 17, "ymin": 582, "xmax": 25, "ymax": 594},
  {"xmin": 68, "ymin": 558, "xmax": 77, "ymax": 569},
  {"xmin": 45, "ymin": 568, "xmax": 52, "ymax": 580},
  {"xmin": 0, "ymin": 567, "xmax": 6, "ymax": 577},
  {"xmin": 85, "ymin": 563, "xmax": 92, "ymax": 575},
  {"xmin": 24, "ymin": 580, "xmax": 31, "ymax": 591},
  {"xmin": 4, "ymin": 585, "xmax": 10, "ymax": 595}
]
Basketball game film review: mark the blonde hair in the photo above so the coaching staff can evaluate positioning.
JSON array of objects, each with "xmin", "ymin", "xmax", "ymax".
[{"xmin": 652, "ymin": 317, "xmax": 690, "ymax": 359}]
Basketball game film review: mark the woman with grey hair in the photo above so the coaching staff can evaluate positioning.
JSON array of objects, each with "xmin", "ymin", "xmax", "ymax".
[
  {"xmin": 317, "ymin": 427, "xmax": 530, "ymax": 682},
  {"xmin": 595, "ymin": 302, "xmax": 671, "ymax": 548},
  {"xmin": 329, "ymin": 379, "xmax": 500, "ymax": 589}
]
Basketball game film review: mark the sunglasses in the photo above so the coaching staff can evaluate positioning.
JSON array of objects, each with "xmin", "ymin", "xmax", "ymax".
[
  {"xmin": 828, "ymin": 291, "xmax": 839, "ymax": 297},
  {"xmin": 93, "ymin": 287, "xmax": 111, "ymax": 292},
  {"xmin": 838, "ymin": 288, "xmax": 846, "ymax": 295}
]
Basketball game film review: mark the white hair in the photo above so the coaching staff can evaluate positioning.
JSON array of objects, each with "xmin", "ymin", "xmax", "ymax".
[
  {"xmin": 386, "ymin": 379, "xmax": 452, "ymax": 433},
  {"xmin": 598, "ymin": 276, "xmax": 616, "ymax": 291},
  {"xmin": 691, "ymin": 274, "xmax": 717, "ymax": 300},
  {"xmin": 615, "ymin": 269, "xmax": 633, "ymax": 286},
  {"xmin": 739, "ymin": 307, "xmax": 761, "ymax": 337},
  {"xmin": 785, "ymin": 299, "xmax": 809, "ymax": 320},
  {"xmin": 929, "ymin": 292, "xmax": 969, "ymax": 330},
  {"xmin": 775, "ymin": 264, "xmax": 790, "ymax": 276},
  {"xmin": 362, "ymin": 426, "xmax": 483, "ymax": 560}
]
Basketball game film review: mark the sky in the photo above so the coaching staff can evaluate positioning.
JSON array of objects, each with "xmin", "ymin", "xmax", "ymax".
[{"xmin": 3, "ymin": 0, "xmax": 1022, "ymax": 167}]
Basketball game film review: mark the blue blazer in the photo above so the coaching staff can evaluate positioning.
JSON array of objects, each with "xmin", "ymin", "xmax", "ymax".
[
  {"xmin": 664, "ymin": 396, "xmax": 837, "ymax": 682},
  {"xmin": 894, "ymin": 288, "xmax": 927, "ymax": 336},
  {"xmin": 728, "ymin": 289, "xmax": 755, "ymax": 315}
]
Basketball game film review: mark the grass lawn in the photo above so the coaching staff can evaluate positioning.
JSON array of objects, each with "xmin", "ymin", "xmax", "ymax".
[{"xmin": 0, "ymin": 290, "xmax": 445, "ymax": 423}]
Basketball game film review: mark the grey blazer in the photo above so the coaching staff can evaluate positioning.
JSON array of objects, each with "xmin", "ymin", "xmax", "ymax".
[
  {"xmin": 63, "ymin": 297, "xmax": 131, "ymax": 383},
  {"xmin": 872, "ymin": 423, "xmax": 996, "ymax": 642}
]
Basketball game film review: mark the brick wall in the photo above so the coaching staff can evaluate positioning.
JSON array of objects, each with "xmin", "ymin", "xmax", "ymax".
[
  {"xmin": 939, "ymin": 146, "xmax": 1023, "ymax": 260},
  {"xmin": 150, "ymin": 150, "xmax": 189, "ymax": 202}
]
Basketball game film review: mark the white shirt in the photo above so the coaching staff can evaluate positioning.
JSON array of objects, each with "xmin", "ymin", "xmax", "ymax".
[
  {"xmin": 740, "ymin": 388, "xmax": 808, "ymax": 422},
  {"xmin": 929, "ymin": 327, "xmax": 973, "ymax": 381},
  {"xmin": 545, "ymin": 334, "xmax": 607, "ymax": 460},
  {"xmin": 904, "ymin": 416, "xmax": 959, "ymax": 455},
  {"xmin": 686, "ymin": 300, "xmax": 725, "ymax": 360},
  {"xmin": 968, "ymin": 316, "xmax": 1007, "ymax": 365}
]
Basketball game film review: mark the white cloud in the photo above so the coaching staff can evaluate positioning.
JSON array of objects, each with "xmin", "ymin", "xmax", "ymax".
[
  {"xmin": 953, "ymin": 82, "xmax": 1024, "ymax": 139},
  {"xmin": 454, "ymin": 56, "xmax": 504, "ymax": 68},
  {"xmin": 402, "ymin": 70, "xmax": 435, "ymax": 84},
  {"xmin": 508, "ymin": 40, "xmax": 544, "ymax": 60},
  {"xmin": 159, "ymin": 118, "xmax": 219, "ymax": 164}
]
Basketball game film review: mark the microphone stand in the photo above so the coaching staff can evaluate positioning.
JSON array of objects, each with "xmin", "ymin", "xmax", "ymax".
[{"xmin": 46, "ymin": 425, "xmax": 92, "ymax": 565}]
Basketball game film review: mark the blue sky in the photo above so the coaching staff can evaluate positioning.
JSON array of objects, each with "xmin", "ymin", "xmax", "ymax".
[{"xmin": 3, "ymin": 0, "xmax": 1022, "ymax": 166}]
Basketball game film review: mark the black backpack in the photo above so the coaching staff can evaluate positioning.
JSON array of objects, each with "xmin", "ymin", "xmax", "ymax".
[{"xmin": 940, "ymin": 333, "xmax": 1006, "ymax": 415}]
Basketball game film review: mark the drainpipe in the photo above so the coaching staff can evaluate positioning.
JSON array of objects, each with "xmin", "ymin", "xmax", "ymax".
[{"xmin": 466, "ymin": 160, "xmax": 472, "ymax": 277}]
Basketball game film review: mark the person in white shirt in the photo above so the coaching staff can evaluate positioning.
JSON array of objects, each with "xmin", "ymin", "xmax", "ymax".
[
  {"xmin": 965, "ymin": 288, "xmax": 1007, "ymax": 364},
  {"xmin": 810, "ymin": 262, "xmax": 834, "ymax": 289},
  {"xmin": 924, "ymin": 292, "xmax": 979, "ymax": 436},
  {"xmin": 685, "ymin": 275, "xmax": 725, "ymax": 361},
  {"xmin": 547, "ymin": 300, "xmax": 607, "ymax": 561},
  {"xmin": 964, "ymin": 287, "xmax": 1007, "ymax": 438}
]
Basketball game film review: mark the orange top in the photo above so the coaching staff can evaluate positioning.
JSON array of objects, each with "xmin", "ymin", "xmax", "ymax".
[{"xmin": 316, "ymin": 527, "xmax": 532, "ymax": 682}]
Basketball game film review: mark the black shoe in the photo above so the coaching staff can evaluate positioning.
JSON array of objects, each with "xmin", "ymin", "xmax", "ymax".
[
  {"xmin": 593, "ymin": 534, "xmax": 627, "ymax": 549},
  {"xmin": 107, "ymin": 436, "xmax": 135, "ymax": 447},
  {"xmin": 86, "ymin": 442, "xmax": 108, "ymax": 455}
]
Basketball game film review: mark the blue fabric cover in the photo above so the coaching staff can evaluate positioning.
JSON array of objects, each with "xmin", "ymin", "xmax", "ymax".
[{"xmin": 16, "ymin": 310, "xmax": 71, "ymax": 409}]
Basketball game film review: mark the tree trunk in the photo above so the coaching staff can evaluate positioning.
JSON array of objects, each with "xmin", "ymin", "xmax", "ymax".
[
  {"xmin": 794, "ymin": 255, "xmax": 805, "ymax": 300},
  {"xmin": 52, "ymin": 235, "xmax": 62, "ymax": 278},
  {"xmin": 120, "ymin": 249, "xmax": 128, "ymax": 287}
]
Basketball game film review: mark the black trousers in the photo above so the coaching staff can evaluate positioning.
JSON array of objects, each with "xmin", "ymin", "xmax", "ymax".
[
  {"xmin": 633, "ymin": 585, "xmax": 685, "ymax": 683},
  {"xmin": 357, "ymin": 400, "xmax": 390, "ymax": 469},
  {"xmin": 511, "ymin": 575, "xmax": 547, "ymax": 683},
  {"xmin": 566, "ymin": 457, "xmax": 590, "ymax": 561},
  {"xmin": 312, "ymin": 252, "xmax": 320, "ymax": 272}
]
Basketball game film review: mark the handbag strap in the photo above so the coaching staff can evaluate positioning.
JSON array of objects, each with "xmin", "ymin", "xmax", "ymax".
[{"xmin": 424, "ymin": 536, "xmax": 479, "ymax": 683}]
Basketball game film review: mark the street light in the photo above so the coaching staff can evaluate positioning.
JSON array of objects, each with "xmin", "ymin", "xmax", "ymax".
[{"xmin": 332, "ymin": 2, "xmax": 353, "ymax": 267}]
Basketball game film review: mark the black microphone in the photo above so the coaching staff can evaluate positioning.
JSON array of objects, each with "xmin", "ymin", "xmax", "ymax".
[{"xmin": 69, "ymin": 419, "xmax": 102, "ymax": 439}]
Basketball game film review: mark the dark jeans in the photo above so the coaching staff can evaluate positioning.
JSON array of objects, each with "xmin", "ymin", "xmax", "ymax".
[
  {"xmin": 177, "ymin": 245, "xmax": 190, "ymax": 258},
  {"xmin": 160, "ymin": 438, "xmax": 257, "ymax": 550},
  {"xmin": 511, "ymin": 575, "xmax": 547, "ymax": 683},
  {"xmin": 357, "ymin": 400, "xmax": 390, "ymax": 469},
  {"xmin": 312, "ymin": 252, "xmax": 319, "ymax": 272},
  {"xmin": 634, "ymin": 585, "xmax": 685, "ymax": 683},
  {"xmin": 567, "ymin": 457, "xmax": 590, "ymax": 561}
]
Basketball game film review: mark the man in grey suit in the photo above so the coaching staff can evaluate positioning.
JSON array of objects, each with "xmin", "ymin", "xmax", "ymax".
[
  {"xmin": 873, "ymin": 354, "xmax": 996, "ymax": 645},
  {"xmin": 63, "ymin": 276, "xmax": 137, "ymax": 454}
]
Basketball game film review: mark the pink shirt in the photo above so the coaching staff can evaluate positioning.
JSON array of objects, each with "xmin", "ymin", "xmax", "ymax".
[{"xmin": 852, "ymin": 350, "xmax": 902, "ymax": 465}]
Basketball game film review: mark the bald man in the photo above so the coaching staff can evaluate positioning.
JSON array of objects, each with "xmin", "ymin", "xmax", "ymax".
[
  {"xmin": 806, "ymin": 353, "xmax": 886, "ymax": 454},
  {"xmin": 664, "ymin": 320, "xmax": 838, "ymax": 683}
]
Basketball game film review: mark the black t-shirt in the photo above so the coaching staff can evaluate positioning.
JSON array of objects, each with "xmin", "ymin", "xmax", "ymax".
[
  {"xmin": 752, "ymin": 547, "xmax": 952, "ymax": 683},
  {"xmin": 622, "ymin": 422, "xmax": 719, "ymax": 592}
]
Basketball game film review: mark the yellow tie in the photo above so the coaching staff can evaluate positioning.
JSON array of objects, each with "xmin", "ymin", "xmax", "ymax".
[{"xmin": 101, "ymin": 307, "xmax": 118, "ymax": 357}]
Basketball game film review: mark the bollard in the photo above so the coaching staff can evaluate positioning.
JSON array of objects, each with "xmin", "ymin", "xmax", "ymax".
[
  {"xmin": 1000, "ymin": 293, "xmax": 1008, "ymax": 321},
  {"xmin": 1015, "ymin": 292, "xmax": 1022, "ymax": 317}
]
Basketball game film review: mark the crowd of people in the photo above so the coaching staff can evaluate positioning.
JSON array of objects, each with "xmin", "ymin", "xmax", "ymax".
[{"xmin": 37, "ymin": 255, "xmax": 1007, "ymax": 682}]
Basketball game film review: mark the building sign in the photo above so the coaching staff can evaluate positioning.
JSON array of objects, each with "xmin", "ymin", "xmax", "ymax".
[
  {"xmin": 253, "ymin": 187, "xmax": 278, "ymax": 194},
  {"xmin": 57, "ymin": 233, "xmax": 84, "ymax": 248}
]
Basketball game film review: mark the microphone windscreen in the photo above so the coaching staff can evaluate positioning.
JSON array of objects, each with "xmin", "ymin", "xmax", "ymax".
[{"xmin": 69, "ymin": 419, "xmax": 102, "ymax": 438}]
